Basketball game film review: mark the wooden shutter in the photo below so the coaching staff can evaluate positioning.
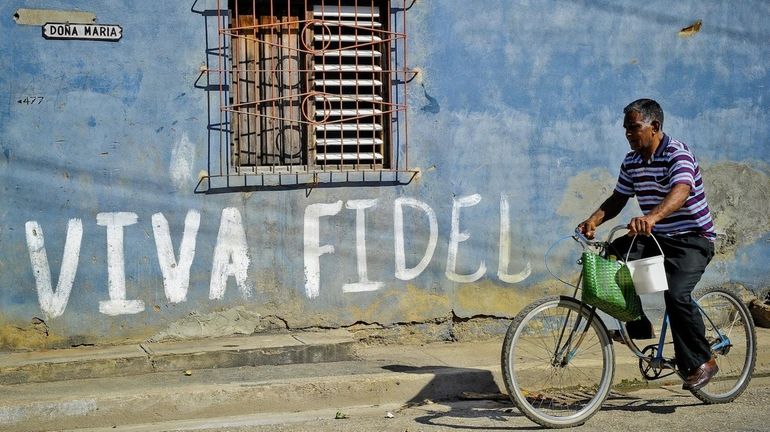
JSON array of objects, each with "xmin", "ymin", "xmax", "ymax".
[{"xmin": 312, "ymin": 3, "xmax": 387, "ymax": 169}]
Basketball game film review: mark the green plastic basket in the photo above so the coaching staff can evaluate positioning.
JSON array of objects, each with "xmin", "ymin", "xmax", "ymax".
[{"xmin": 581, "ymin": 251, "xmax": 643, "ymax": 322}]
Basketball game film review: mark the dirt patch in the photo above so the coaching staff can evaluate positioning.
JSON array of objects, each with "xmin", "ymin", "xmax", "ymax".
[
  {"xmin": 0, "ymin": 317, "xmax": 63, "ymax": 351},
  {"xmin": 556, "ymin": 168, "xmax": 617, "ymax": 219}
]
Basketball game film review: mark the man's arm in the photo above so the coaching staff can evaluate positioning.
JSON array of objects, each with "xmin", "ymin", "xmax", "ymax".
[
  {"xmin": 627, "ymin": 183, "xmax": 691, "ymax": 235},
  {"xmin": 577, "ymin": 191, "xmax": 629, "ymax": 239}
]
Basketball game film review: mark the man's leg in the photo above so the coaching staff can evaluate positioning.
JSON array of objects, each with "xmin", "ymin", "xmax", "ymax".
[{"xmin": 660, "ymin": 236, "xmax": 714, "ymax": 374}]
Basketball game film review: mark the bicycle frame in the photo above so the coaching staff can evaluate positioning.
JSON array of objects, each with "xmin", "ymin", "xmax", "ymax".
[
  {"xmin": 614, "ymin": 301, "xmax": 732, "ymax": 377},
  {"xmin": 614, "ymin": 312, "xmax": 678, "ymax": 375}
]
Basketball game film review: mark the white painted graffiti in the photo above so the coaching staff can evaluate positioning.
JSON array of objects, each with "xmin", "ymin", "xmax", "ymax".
[
  {"xmin": 25, "ymin": 194, "xmax": 531, "ymax": 318},
  {"xmin": 152, "ymin": 211, "xmax": 200, "ymax": 303},
  {"xmin": 25, "ymin": 219, "xmax": 83, "ymax": 318}
]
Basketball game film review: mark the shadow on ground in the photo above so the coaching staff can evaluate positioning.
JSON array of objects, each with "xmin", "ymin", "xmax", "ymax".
[{"xmin": 382, "ymin": 364, "xmax": 702, "ymax": 429}]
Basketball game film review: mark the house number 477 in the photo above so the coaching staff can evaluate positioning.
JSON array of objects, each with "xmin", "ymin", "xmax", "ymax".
[{"xmin": 17, "ymin": 96, "xmax": 45, "ymax": 105}]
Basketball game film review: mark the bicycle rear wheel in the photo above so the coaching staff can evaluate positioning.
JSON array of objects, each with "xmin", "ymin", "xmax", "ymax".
[
  {"xmin": 691, "ymin": 286, "xmax": 756, "ymax": 404},
  {"xmin": 501, "ymin": 296, "xmax": 615, "ymax": 428}
]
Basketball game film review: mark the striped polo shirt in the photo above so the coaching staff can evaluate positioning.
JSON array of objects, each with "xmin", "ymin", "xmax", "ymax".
[{"xmin": 614, "ymin": 134, "xmax": 716, "ymax": 240}]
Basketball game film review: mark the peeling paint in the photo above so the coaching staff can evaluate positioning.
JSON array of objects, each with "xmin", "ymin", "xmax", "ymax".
[
  {"xmin": 13, "ymin": 8, "xmax": 95, "ymax": 26},
  {"xmin": 678, "ymin": 19, "xmax": 702, "ymax": 38},
  {"xmin": 556, "ymin": 168, "xmax": 640, "ymax": 226},
  {"xmin": 0, "ymin": 318, "xmax": 62, "ymax": 351},
  {"xmin": 455, "ymin": 278, "xmax": 577, "ymax": 319},
  {"xmin": 704, "ymin": 162, "xmax": 770, "ymax": 256},
  {"xmin": 556, "ymin": 168, "xmax": 615, "ymax": 216},
  {"xmin": 349, "ymin": 285, "xmax": 451, "ymax": 325},
  {"xmin": 149, "ymin": 306, "xmax": 287, "ymax": 342},
  {"xmin": 169, "ymin": 133, "xmax": 195, "ymax": 191}
]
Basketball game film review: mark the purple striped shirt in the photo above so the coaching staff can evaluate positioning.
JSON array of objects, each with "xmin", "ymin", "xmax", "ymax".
[{"xmin": 614, "ymin": 134, "xmax": 716, "ymax": 240}]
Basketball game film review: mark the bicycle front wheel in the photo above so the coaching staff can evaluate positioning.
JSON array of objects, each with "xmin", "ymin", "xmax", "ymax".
[
  {"xmin": 691, "ymin": 286, "xmax": 756, "ymax": 404},
  {"xmin": 501, "ymin": 296, "xmax": 615, "ymax": 428}
]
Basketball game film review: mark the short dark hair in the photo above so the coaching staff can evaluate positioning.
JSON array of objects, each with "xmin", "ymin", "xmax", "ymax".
[{"xmin": 624, "ymin": 98, "xmax": 664, "ymax": 127}]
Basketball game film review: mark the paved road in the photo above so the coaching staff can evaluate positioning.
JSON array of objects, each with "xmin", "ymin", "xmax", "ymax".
[{"xmin": 66, "ymin": 376, "xmax": 770, "ymax": 432}]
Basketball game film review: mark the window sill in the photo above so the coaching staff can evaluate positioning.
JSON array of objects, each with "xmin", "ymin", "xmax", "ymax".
[{"xmin": 195, "ymin": 169, "xmax": 418, "ymax": 194}]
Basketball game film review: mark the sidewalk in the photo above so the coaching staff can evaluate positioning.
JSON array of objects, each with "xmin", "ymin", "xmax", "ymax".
[
  {"xmin": 1, "ymin": 327, "xmax": 768, "ymax": 431},
  {"xmin": 0, "ymin": 329, "xmax": 357, "ymax": 385}
]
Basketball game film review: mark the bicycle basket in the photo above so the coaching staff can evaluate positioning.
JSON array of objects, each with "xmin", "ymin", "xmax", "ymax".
[{"xmin": 581, "ymin": 251, "xmax": 643, "ymax": 322}]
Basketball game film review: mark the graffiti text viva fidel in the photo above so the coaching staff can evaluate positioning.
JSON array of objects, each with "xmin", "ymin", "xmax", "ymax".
[{"xmin": 25, "ymin": 194, "xmax": 531, "ymax": 319}]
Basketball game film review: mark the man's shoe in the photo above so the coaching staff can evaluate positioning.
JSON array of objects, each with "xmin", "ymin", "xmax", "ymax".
[
  {"xmin": 609, "ymin": 330, "xmax": 625, "ymax": 344},
  {"xmin": 682, "ymin": 358, "xmax": 719, "ymax": 391}
]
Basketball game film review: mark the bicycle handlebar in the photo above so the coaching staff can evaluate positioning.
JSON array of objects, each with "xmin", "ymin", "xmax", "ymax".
[
  {"xmin": 572, "ymin": 228, "xmax": 603, "ymax": 248},
  {"xmin": 573, "ymin": 224, "xmax": 630, "ymax": 249}
]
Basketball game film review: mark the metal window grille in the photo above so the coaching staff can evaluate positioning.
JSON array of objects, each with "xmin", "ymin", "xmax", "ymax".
[{"xmin": 205, "ymin": 0, "xmax": 413, "ymax": 188}]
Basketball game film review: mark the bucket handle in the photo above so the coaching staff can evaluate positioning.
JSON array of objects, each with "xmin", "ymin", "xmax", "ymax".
[{"xmin": 624, "ymin": 233, "xmax": 665, "ymax": 263}]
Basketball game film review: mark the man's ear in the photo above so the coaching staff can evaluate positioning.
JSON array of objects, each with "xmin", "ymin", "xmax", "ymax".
[{"xmin": 651, "ymin": 120, "xmax": 661, "ymax": 133}]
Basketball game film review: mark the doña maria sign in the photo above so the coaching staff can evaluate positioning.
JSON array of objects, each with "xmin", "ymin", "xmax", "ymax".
[{"xmin": 42, "ymin": 23, "xmax": 123, "ymax": 41}]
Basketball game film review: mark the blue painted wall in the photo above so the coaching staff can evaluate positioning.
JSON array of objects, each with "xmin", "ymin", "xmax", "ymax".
[{"xmin": 1, "ymin": 0, "xmax": 768, "ymax": 349}]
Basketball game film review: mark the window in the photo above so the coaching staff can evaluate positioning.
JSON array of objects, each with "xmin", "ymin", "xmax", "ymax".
[{"xmin": 211, "ymin": 0, "xmax": 411, "ymax": 183}]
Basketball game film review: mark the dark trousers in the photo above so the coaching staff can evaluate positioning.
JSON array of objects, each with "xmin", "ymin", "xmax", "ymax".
[{"xmin": 610, "ymin": 233, "xmax": 715, "ymax": 375}]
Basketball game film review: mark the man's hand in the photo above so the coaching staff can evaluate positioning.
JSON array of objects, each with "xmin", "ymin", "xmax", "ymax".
[
  {"xmin": 577, "ymin": 220, "xmax": 597, "ymax": 239},
  {"xmin": 627, "ymin": 215, "xmax": 657, "ymax": 236},
  {"xmin": 578, "ymin": 192, "xmax": 630, "ymax": 240}
]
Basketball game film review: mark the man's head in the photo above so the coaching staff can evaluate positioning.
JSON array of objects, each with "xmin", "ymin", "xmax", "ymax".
[
  {"xmin": 623, "ymin": 98, "xmax": 664, "ymax": 157},
  {"xmin": 624, "ymin": 98, "xmax": 664, "ymax": 127}
]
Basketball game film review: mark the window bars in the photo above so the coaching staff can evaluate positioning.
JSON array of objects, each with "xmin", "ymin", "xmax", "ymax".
[{"xmin": 204, "ymin": 0, "xmax": 414, "ymax": 189}]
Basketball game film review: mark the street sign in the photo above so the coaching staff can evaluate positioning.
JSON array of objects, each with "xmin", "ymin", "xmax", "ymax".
[{"xmin": 42, "ymin": 23, "xmax": 122, "ymax": 41}]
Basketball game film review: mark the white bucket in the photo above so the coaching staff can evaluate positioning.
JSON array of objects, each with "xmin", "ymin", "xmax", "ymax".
[{"xmin": 624, "ymin": 235, "xmax": 669, "ymax": 295}]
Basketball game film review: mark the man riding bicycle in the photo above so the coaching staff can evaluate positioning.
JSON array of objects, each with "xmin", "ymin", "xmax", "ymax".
[{"xmin": 577, "ymin": 98, "xmax": 718, "ymax": 391}]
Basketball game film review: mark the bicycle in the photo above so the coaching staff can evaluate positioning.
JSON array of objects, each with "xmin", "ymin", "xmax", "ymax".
[{"xmin": 500, "ymin": 225, "xmax": 757, "ymax": 428}]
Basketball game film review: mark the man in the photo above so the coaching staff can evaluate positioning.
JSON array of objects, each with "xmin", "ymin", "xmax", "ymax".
[{"xmin": 577, "ymin": 98, "xmax": 717, "ymax": 391}]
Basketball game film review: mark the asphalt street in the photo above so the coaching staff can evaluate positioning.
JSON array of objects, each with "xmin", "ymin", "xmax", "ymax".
[{"xmin": 61, "ymin": 375, "xmax": 770, "ymax": 432}]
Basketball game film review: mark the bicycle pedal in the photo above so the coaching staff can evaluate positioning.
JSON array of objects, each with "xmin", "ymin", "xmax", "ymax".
[{"xmin": 661, "ymin": 360, "xmax": 677, "ymax": 370}]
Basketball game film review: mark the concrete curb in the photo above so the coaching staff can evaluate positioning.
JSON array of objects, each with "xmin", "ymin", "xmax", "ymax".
[{"xmin": 0, "ymin": 330, "xmax": 356, "ymax": 385}]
